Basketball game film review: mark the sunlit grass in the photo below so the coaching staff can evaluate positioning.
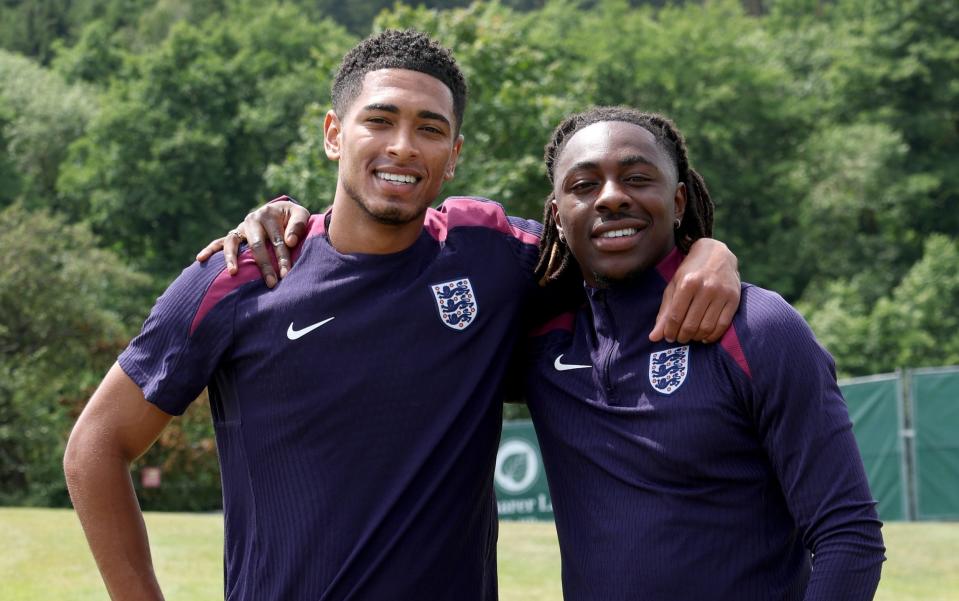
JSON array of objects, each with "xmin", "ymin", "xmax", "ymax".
[
  {"xmin": 1, "ymin": 507, "xmax": 222, "ymax": 600},
  {"xmin": 1, "ymin": 508, "xmax": 955, "ymax": 600}
]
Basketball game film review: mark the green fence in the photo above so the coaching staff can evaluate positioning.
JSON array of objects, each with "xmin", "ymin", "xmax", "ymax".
[
  {"xmin": 496, "ymin": 366, "xmax": 959, "ymax": 522},
  {"xmin": 841, "ymin": 374, "xmax": 908, "ymax": 521},
  {"xmin": 910, "ymin": 367, "xmax": 959, "ymax": 520}
]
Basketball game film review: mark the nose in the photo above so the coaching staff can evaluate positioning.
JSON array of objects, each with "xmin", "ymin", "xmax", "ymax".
[
  {"xmin": 386, "ymin": 126, "xmax": 419, "ymax": 161},
  {"xmin": 595, "ymin": 180, "xmax": 631, "ymax": 214}
]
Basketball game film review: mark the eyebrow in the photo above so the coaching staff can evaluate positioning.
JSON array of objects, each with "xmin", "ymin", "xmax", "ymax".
[
  {"xmin": 362, "ymin": 103, "xmax": 452, "ymax": 128},
  {"xmin": 418, "ymin": 110, "xmax": 452, "ymax": 128},
  {"xmin": 619, "ymin": 154, "xmax": 657, "ymax": 169}
]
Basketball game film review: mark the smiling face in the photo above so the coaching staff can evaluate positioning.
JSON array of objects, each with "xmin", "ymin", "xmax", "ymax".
[
  {"xmin": 551, "ymin": 121, "xmax": 686, "ymax": 287},
  {"xmin": 325, "ymin": 68, "xmax": 463, "ymax": 229}
]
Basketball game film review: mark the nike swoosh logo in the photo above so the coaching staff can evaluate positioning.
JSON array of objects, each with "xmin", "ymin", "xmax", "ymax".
[
  {"xmin": 287, "ymin": 317, "xmax": 335, "ymax": 340},
  {"xmin": 554, "ymin": 354, "xmax": 592, "ymax": 371}
]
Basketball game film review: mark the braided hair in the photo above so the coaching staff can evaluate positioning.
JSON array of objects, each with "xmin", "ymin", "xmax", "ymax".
[{"xmin": 534, "ymin": 106, "xmax": 714, "ymax": 286}]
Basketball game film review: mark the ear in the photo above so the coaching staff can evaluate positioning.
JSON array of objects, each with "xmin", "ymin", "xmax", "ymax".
[
  {"xmin": 673, "ymin": 181, "xmax": 687, "ymax": 225},
  {"xmin": 550, "ymin": 195, "xmax": 565, "ymax": 241},
  {"xmin": 444, "ymin": 134, "xmax": 465, "ymax": 181},
  {"xmin": 324, "ymin": 110, "xmax": 342, "ymax": 161}
]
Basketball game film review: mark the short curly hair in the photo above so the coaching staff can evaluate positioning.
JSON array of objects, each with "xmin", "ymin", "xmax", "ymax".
[{"xmin": 331, "ymin": 29, "xmax": 468, "ymax": 134}]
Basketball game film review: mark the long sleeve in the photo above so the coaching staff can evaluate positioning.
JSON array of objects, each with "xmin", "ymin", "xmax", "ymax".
[{"xmin": 741, "ymin": 288, "xmax": 886, "ymax": 599}]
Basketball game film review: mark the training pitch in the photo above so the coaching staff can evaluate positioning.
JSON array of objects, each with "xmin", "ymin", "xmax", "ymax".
[{"xmin": 1, "ymin": 508, "xmax": 956, "ymax": 600}]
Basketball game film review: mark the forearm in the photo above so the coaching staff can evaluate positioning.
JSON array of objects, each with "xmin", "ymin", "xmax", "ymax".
[
  {"xmin": 65, "ymin": 436, "xmax": 165, "ymax": 601},
  {"xmin": 64, "ymin": 363, "xmax": 173, "ymax": 601},
  {"xmin": 800, "ymin": 426, "xmax": 884, "ymax": 600},
  {"xmin": 803, "ymin": 531, "xmax": 884, "ymax": 601}
]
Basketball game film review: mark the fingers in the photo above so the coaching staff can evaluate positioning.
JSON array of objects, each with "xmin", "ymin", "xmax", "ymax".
[
  {"xmin": 649, "ymin": 280, "xmax": 676, "ymax": 342},
  {"xmin": 675, "ymin": 289, "xmax": 711, "ymax": 343},
  {"xmin": 200, "ymin": 199, "xmax": 306, "ymax": 285},
  {"xmin": 651, "ymin": 274, "xmax": 742, "ymax": 343},
  {"xmin": 706, "ymin": 301, "xmax": 737, "ymax": 344},
  {"xmin": 651, "ymin": 239, "xmax": 742, "ymax": 343},
  {"xmin": 222, "ymin": 227, "xmax": 245, "ymax": 275},
  {"xmin": 696, "ymin": 299, "xmax": 726, "ymax": 343},
  {"xmin": 285, "ymin": 204, "xmax": 310, "ymax": 248},
  {"xmin": 243, "ymin": 215, "xmax": 278, "ymax": 288},
  {"xmin": 261, "ymin": 214, "xmax": 291, "ymax": 279},
  {"xmin": 711, "ymin": 282, "xmax": 741, "ymax": 342},
  {"xmin": 691, "ymin": 274, "xmax": 741, "ymax": 343},
  {"xmin": 653, "ymin": 277, "xmax": 696, "ymax": 343},
  {"xmin": 196, "ymin": 238, "xmax": 226, "ymax": 264}
]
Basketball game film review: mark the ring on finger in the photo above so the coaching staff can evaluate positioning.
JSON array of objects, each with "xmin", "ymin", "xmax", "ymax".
[{"xmin": 271, "ymin": 238, "xmax": 284, "ymax": 247}]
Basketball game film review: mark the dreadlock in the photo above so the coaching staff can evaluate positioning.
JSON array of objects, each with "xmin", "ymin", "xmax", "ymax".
[{"xmin": 534, "ymin": 106, "xmax": 714, "ymax": 286}]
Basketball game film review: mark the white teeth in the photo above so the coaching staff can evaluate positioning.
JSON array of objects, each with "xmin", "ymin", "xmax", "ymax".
[
  {"xmin": 376, "ymin": 171, "xmax": 418, "ymax": 184},
  {"xmin": 599, "ymin": 228, "xmax": 638, "ymax": 239}
]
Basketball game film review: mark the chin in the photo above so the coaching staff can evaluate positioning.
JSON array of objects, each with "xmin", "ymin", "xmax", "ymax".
[
  {"xmin": 368, "ymin": 205, "xmax": 423, "ymax": 226},
  {"xmin": 346, "ymin": 183, "xmax": 429, "ymax": 226}
]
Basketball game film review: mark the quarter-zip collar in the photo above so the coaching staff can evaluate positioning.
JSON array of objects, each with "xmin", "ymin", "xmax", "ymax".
[{"xmin": 581, "ymin": 248, "xmax": 683, "ymax": 406}]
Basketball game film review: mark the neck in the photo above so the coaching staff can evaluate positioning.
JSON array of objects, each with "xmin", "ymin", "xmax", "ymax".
[{"xmin": 584, "ymin": 246, "xmax": 683, "ymax": 290}]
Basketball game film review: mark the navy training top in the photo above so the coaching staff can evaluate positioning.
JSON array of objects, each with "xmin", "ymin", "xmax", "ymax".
[
  {"xmin": 119, "ymin": 197, "xmax": 542, "ymax": 601},
  {"xmin": 525, "ymin": 249, "xmax": 885, "ymax": 600}
]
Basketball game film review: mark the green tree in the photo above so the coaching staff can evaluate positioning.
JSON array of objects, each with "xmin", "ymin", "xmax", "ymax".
[
  {"xmin": 800, "ymin": 279, "xmax": 873, "ymax": 377},
  {"xmin": 57, "ymin": 5, "xmax": 353, "ymax": 276},
  {"xmin": 0, "ymin": 51, "xmax": 98, "ymax": 211},
  {"xmin": 0, "ymin": 203, "xmax": 151, "ymax": 505},
  {"xmin": 263, "ymin": 103, "xmax": 339, "ymax": 210},
  {"xmin": 788, "ymin": 123, "xmax": 932, "ymax": 309},
  {"xmin": 867, "ymin": 235, "xmax": 959, "ymax": 372},
  {"xmin": 0, "ymin": 103, "xmax": 20, "ymax": 206},
  {"xmin": 133, "ymin": 0, "xmax": 232, "ymax": 46},
  {"xmin": 805, "ymin": 235, "xmax": 959, "ymax": 376},
  {"xmin": 0, "ymin": 0, "xmax": 159, "ymax": 63},
  {"xmin": 829, "ymin": 0, "xmax": 959, "ymax": 255},
  {"xmin": 0, "ymin": 0, "xmax": 73, "ymax": 63},
  {"xmin": 50, "ymin": 19, "xmax": 127, "ymax": 84}
]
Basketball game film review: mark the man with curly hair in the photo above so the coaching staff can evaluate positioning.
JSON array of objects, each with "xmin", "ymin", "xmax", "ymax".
[{"xmin": 65, "ymin": 31, "xmax": 739, "ymax": 600}]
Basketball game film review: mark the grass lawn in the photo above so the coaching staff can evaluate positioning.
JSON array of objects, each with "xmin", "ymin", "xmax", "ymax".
[{"xmin": 1, "ymin": 507, "xmax": 956, "ymax": 600}]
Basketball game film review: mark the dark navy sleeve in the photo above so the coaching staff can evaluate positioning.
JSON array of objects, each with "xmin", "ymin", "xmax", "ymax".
[
  {"xmin": 118, "ymin": 255, "xmax": 238, "ymax": 416},
  {"xmin": 736, "ymin": 286, "xmax": 885, "ymax": 600},
  {"xmin": 505, "ymin": 214, "xmax": 543, "ymax": 278}
]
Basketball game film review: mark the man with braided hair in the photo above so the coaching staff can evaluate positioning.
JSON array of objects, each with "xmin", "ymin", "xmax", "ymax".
[
  {"xmin": 525, "ymin": 107, "xmax": 885, "ymax": 600},
  {"xmin": 66, "ymin": 31, "xmax": 741, "ymax": 601}
]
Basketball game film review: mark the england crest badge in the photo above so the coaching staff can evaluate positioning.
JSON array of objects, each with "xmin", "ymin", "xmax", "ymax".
[
  {"xmin": 649, "ymin": 345, "xmax": 690, "ymax": 394},
  {"xmin": 430, "ymin": 278, "xmax": 478, "ymax": 331}
]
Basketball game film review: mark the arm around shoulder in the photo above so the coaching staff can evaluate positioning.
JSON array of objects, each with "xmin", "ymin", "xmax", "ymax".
[{"xmin": 64, "ymin": 362, "xmax": 174, "ymax": 601}]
